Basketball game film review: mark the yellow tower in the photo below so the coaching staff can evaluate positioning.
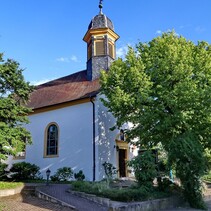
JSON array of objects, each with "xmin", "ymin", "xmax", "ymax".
[{"xmin": 83, "ymin": 1, "xmax": 119, "ymax": 81}]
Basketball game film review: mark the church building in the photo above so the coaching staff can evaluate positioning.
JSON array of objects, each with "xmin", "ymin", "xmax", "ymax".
[{"xmin": 11, "ymin": 2, "xmax": 135, "ymax": 181}]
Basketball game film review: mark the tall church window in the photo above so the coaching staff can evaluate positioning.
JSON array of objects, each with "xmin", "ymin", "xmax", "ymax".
[
  {"xmin": 44, "ymin": 123, "xmax": 59, "ymax": 157},
  {"xmin": 95, "ymin": 39, "xmax": 105, "ymax": 56}
]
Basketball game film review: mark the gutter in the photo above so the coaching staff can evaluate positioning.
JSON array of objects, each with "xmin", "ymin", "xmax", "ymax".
[{"xmin": 90, "ymin": 97, "xmax": 96, "ymax": 181}]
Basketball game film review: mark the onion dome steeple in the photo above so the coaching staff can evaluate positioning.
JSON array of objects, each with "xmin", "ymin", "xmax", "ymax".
[{"xmin": 83, "ymin": 0, "xmax": 119, "ymax": 81}]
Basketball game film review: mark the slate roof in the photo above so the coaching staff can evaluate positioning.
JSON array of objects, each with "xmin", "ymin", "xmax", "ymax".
[
  {"xmin": 88, "ymin": 14, "xmax": 114, "ymax": 31},
  {"xmin": 27, "ymin": 70, "xmax": 100, "ymax": 110}
]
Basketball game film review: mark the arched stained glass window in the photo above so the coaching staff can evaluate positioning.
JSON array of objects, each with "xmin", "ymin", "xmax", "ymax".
[{"xmin": 45, "ymin": 123, "xmax": 59, "ymax": 157}]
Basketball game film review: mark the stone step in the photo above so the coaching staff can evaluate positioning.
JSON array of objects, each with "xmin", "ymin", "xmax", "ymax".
[
  {"xmin": 21, "ymin": 187, "xmax": 36, "ymax": 195},
  {"xmin": 35, "ymin": 189, "xmax": 76, "ymax": 210}
]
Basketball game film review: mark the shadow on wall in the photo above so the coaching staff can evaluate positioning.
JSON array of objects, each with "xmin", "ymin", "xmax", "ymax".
[{"xmin": 97, "ymin": 101, "xmax": 118, "ymax": 180}]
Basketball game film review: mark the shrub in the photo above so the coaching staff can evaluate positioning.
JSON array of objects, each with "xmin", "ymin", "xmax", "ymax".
[
  {"xmin": 168, "ymin": 136, "xmax": 207, "ymax": 209},
  {"xmin": 101, "ymin": 187, "xmax": 151, "ymax": 202},
  {"xmin": 0, "ymin": 163, "xmax": 8, "ymax": 180},
  {"xmin": 203, "ymin": 171, "xmax": 211, "ymax": 183},
  {"xmin": 157, "ymin": 160, "xmax": 168, "ymax": 175},
  {"xmin": 102, "ymin": 162, "xmax": 117, "ymax": 180},
  {"xmin": 72, "ymin": 181, "xmax": 92, "ymax": 192},
  {"xmin": 71, "ymin": 181, "xmax": 168, "ymax": 202},
  {"xmin": 50, "ymin": 167, "xmax": 73, "ymax": 182},
  {"xmin": 74, "ymin": 170, "xmax": 85, "ymax": 181},
  {"xmin": 10, "ymin": 162, "xmax": 40, "ymax": 180},
  {"xmin": 128, "ymin": 150, "xmax": 157, "ymax": 189},
  {"xmin": 157, "ymin": 177, "xmax": 174, "ymax": 192}
]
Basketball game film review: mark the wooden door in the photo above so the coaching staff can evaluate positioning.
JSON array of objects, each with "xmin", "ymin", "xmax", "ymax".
[{"xmin": 119, "ymin": 149, "xmax": 126, "ymax": 177}]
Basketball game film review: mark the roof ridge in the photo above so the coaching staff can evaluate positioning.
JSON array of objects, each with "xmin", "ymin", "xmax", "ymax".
[{"xmin": 36, "ymin": 70, "xmax": 87, "ymax": 89}]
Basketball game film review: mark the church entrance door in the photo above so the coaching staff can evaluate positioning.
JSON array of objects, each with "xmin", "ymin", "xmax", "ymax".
[{"xmin": 118, "ymin": 149, "xmax": 127, "ymax": 177}]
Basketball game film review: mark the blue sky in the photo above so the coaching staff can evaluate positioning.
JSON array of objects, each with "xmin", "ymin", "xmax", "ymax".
[{"xmin": 0, "ymin": 0, "xmax": 210, "ymax": 85}]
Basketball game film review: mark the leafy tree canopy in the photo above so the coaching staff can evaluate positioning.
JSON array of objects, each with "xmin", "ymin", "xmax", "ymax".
[
  {"xmin": 0, "ymin": 53, "xmax": 33, "ymax": 160},
  {"xmin": 100, "ymin": 32, "xmax": 211, "ymax": 208},
  {"xmin": 101, "ymin": 31, "xmax": 211, "ymax": 149}
]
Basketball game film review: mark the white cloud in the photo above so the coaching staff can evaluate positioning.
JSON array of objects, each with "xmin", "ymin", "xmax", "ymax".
[
  {"xmin": 56, "ymin": 55, "xmax": 81, "ymax": 63},
  {"xmin": 116, "ymin": 45, "xmax": 128, "ymax": 59},
  {"xmin": 179, "ymin": 24, "xmax": 191, "ymax": 29},
  {"xmin": 30, "ymin": 78, "xmax": 56, "ymax": 85},
  {"xmin": 156, "ymin": 30, "xmax": 162, "ymax": 35},
  {"xmin": 56, "ymin": 57, "xmax": 70, "ymax": 63},
  {"xmin": 195, "ymin": 26, "xmax": 206, "ymax": 33},
  {"xmin": 156, "ymin": 29, "xmax": 179, "ymax": 36},
  {"xmin": 70, "ymin": 55, "xmax": 80, "ymax": 63}
]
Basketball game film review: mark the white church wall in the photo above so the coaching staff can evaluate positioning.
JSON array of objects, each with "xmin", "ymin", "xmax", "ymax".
[
  {"xmin": 95, "ymin": 94, "xmax": 119, "ymax": 180},
  {"xmin": 13, "ymin": 102, "xmax": 94, "ymax": 181},
  {"xmin": 95, "ymin": 95, "xmax": 139, "ymax": 180}
]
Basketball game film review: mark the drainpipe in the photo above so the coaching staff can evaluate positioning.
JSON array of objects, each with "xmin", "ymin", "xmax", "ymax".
[{"xmin": 90, "ymin": 97, "xmax": 96, "ymax": 181}]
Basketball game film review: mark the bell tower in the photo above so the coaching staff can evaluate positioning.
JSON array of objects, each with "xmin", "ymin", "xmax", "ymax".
[{"xmin": 83, "ymin": 0, "xmax": 119, "ymax": 81}]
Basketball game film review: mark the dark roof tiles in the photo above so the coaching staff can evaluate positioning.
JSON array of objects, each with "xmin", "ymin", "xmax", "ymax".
[
  {"xmin": 27, "ymin": 70, "xmax": 100, "ymax": 109},
  {"xmin": 88, "ymin": 14, "xmax": 114, "ymax": 30}
]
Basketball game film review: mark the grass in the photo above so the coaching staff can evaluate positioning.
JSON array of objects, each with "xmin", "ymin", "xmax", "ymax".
[
  {"xmin": 0, "ymin": 202, "xmax": 7, "ymax": 211},
  {"xmin": 0, "ymin": 181, "xmax": 24, "ymax": 190},
  {"xmin": 202, "ymin": 171, "xmax": 211, "ymax": 183},
  {"xmin": 71, "ymin": 180, "xmax": 170, "ymax": 202}
]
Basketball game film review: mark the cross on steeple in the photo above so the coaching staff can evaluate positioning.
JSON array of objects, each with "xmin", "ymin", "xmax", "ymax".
[{"xmin": 99, "ymin": 0, "xmax": 103, "ymax": 14}]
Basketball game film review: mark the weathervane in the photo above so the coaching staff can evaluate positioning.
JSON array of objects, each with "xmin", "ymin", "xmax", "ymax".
[{"xmin": 99, "ymin": 0, "xmax": 103, "ymax": 14}]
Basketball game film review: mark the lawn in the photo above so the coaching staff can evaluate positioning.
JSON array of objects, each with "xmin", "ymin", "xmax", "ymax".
[{"xmin": 0, "ymin": 181, "xmax": 24, "ymax": 190}]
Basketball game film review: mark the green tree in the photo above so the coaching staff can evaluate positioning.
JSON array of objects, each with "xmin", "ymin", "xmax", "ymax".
[
  {"xmin": 100, "ymin": 32, "xmax": 211, "ymax": 209},
  {"xmin": 0, "ymin": 53, "xmax": 33, "ymax": 161},
  {"xmin": 128, "ymin": 150, "xmax": 157, "ymax": 189}
]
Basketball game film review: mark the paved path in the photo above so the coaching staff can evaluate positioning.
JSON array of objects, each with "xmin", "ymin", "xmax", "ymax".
[
  {"xmin": 0, "ymin": 193, "xmax": 73, "ymax": 211},
  {"xmin": 1, "ymin": 183, "xmax": 211, "ymax": 211},
  {"xmin": 37, "ymin": 184, "xmax": 108, "ymax": 211},
  {"xmin": 36, "ymin": 184, "xmax": 211, "ymax": 211},
  {"xmin": 0, "ymin": 184, "xmax": 108, "ymax": 211}
]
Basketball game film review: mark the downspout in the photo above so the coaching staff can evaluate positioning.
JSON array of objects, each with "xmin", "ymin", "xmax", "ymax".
[{"xmin": 90, "ymin": 97, "xmax": 96, "ymax": 181}]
